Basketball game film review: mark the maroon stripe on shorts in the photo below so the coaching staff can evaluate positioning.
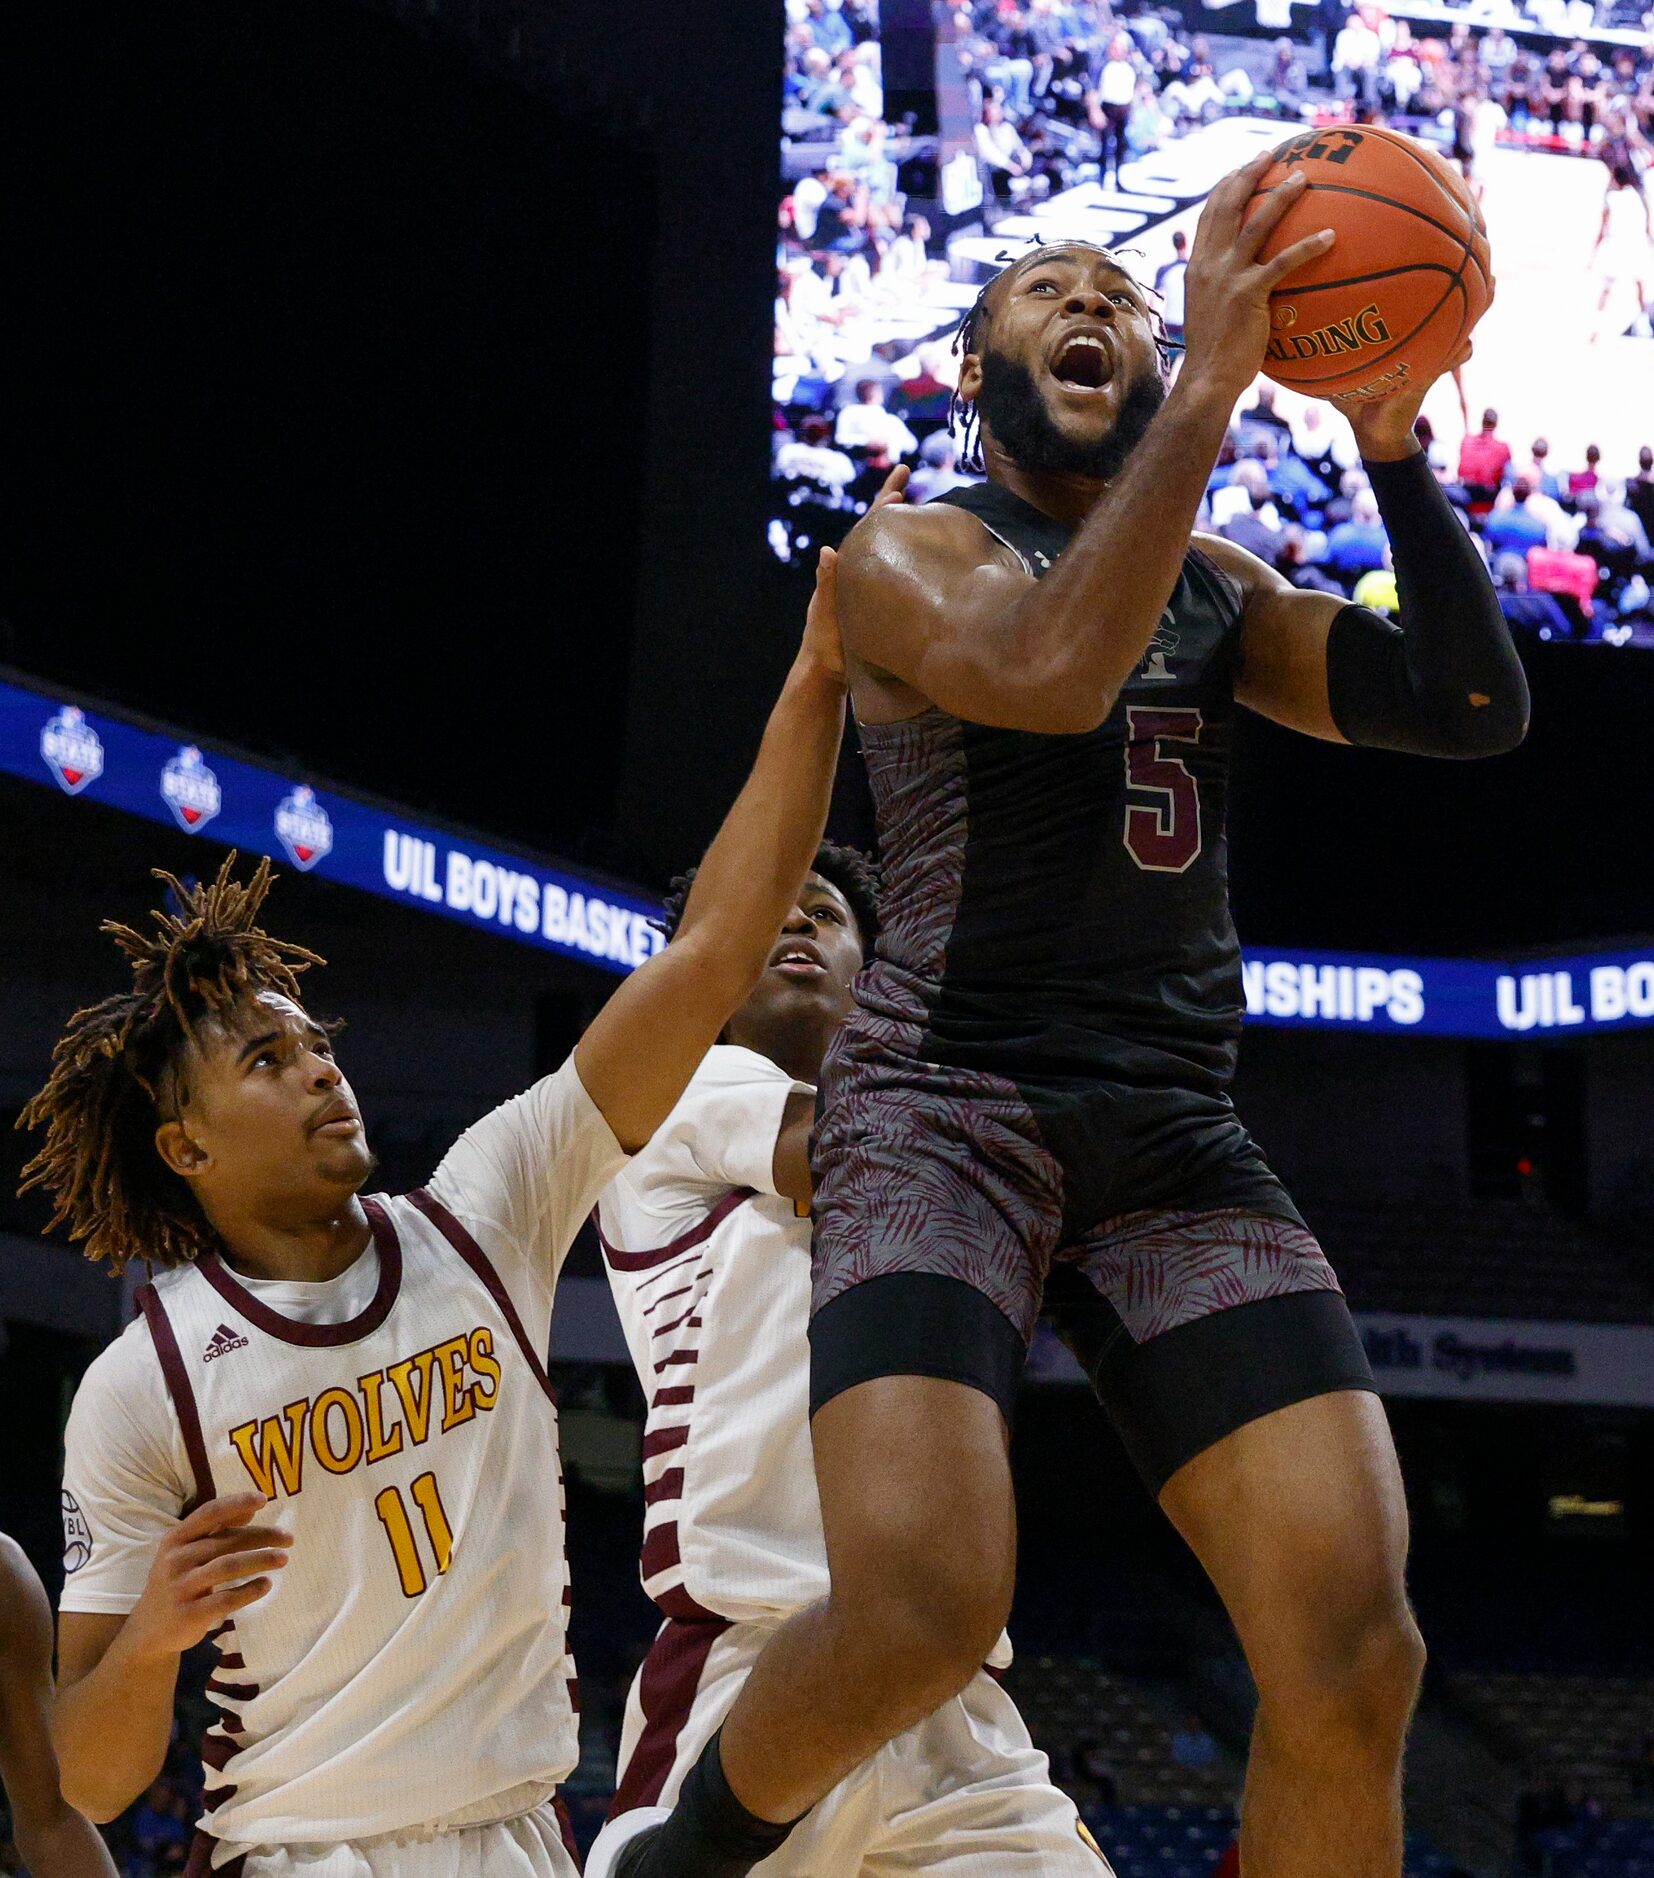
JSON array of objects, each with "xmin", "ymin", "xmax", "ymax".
[
  {"xmin": 642, "ymin": 1424, "xmax": 689, "ymax": 1460},
  {"xmin": 408, "ymin": 1187, "xmax": 557, "ymax": 1405},
  {"xmin": 645, "ymin": 1468, "xmax": 685, "ymax": 1506},
  {"xmin": 653, "ymin": 1350, "xmax": 698, "ymax": 1375},
  {"xmin": 641, "ymin": 1521, "xmax": 681, "ymax": 1579},
  {"xmin": 652, "ymin": 1385, "xmax": 694, "ymax": 1408},
  {"xmin": 553, "ymin": 1794, "xmax": 581, "ymax": 1864},
  {"xmin": 597, "ymin": 1189, "xmax": 752, "ymax": 1272},
  {"xmin": 137, "ymin": 1286, "xmax": 215, "ymax": 1511},
  {"xmin": 609, "ymin": 1616, "xmax": 732, "ymax": 1817}
]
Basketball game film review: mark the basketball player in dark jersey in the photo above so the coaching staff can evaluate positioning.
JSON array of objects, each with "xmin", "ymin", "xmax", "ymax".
[{"xmin": 623, "ymin": 154, "xmax": 1529, "ymax": 1878}]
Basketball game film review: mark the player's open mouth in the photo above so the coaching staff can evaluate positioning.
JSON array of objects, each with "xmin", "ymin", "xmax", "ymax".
[
  {"xmin": 772, "ymin": 942, "xmax": 826, "ymax": 977},
  {"xmin": 1050, "ymin": 333, "xmax": 1113, "ymax": 392}
]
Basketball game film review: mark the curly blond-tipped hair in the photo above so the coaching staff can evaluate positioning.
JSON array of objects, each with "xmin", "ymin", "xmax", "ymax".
[{"xmin": 17, "ymin": 853, "xmax": 323, "ymax": 1272}]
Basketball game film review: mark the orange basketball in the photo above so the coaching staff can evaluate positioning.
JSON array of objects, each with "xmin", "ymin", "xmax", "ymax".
[{"xmin": 1249, "ymin": 124, "xmax": 1493, "ymax": 401}]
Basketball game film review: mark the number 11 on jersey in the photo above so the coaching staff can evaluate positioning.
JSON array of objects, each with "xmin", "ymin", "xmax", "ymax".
[{"xmin": 374, "ymin": 1471, "xmax": 454, "ymax": 1598}]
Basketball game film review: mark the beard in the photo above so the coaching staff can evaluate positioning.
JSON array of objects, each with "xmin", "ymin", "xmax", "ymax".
[{"xmin": 974, "ymin": 349, "xmax": 1167, "ymax": 480}]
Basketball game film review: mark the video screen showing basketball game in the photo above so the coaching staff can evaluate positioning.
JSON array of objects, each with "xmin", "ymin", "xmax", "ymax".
[{"xmin": 773, "ymin": 0, "xmax": 1654, "ymax": 643}]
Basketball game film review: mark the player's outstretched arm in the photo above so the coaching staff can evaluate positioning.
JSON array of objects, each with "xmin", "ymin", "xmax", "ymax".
[
  {"xmin": 0, "ymin": 1537, "xmax": 118, "ymax": 1875},
  {"xmin": 1228, "ymin": 347, "xmax": 1529, "ymax": 758},
  {"xmin": 53, "ymin": 1495, "xmax": 290, "ymax": 1822},
  {"xmin": 575, "ymin": 522, "xmax": 873, "ymax": 1154},
  {"xmin": 837, "ymin": 154, "xmax": 1336, "ymax": 734}
]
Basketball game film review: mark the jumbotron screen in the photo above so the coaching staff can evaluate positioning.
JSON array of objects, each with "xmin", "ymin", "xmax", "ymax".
[{"xmin": 772, "ymin": 0, "xmax": 1654, "ymax": 644}]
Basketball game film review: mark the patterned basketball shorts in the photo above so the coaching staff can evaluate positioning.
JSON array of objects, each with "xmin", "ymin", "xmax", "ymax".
[{"xmin": 808, "ymin": 1028, "xmax": 1374, "ymax": 1493}]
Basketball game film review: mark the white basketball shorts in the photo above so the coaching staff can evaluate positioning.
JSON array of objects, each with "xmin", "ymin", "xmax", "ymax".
[{"xmin": 586, "ymin": 1619, "xmax": 1111, "ymax": 1877}]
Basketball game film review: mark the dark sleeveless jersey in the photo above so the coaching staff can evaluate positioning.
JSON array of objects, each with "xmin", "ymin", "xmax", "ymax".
[{"xmin": 849, "ymin": 478, "xmax": 1285, "ymax": 1227}]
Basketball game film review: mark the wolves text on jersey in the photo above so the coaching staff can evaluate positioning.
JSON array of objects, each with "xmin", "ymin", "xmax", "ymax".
[{"xmin": 227, "ymin": 1325, "xmax": 501, "ymax": 1500}]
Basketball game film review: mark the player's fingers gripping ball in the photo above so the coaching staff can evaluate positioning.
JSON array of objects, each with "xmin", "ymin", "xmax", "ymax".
[{"xmin": 1248, "ymin": 124, "xmax": 1494, "ymax": 401}]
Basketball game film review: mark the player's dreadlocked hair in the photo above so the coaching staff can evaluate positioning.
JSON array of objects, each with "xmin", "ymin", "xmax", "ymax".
[
  {"xmin": 657, "ymin": 840, "xmax": 883, "ymax": 953},
  {"xmin": 16, "ymin": 853, "xmax": 324, "ymax": 1274},
  {"xmin": 947, "ymin": 239, "xmax": 1180, "ymax": 473}
]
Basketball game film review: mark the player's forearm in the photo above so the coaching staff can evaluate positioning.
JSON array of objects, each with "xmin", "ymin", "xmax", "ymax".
[
  {"xmin": 1002, "ymin": 373, "xmax": 1237, "ymax": 727},
  {"xmin": 16, "ymin": 1803, "xmax": 118, "ymax": 1877},
  {"xmin": 1328, "ymin": 446, "xmax": 1529, "ymax": 758},
  {"xmin": 675, "ymin": 648, "xmax": 846, "ymax": 972},
  {"xmin": 53, "ymin": 1634, "xmax": 179, "ymax": 1822}
]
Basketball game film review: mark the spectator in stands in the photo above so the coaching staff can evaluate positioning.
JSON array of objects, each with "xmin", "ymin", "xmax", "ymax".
[
  {"xmin": 1170, "ymin": 1714, "xmax": 1220, "ymax": 1771},
  {"xmin": 1291, "ymin": 401, "xmax": 1360, "ymax": 483},
  {"xmin": 1628, "ymin": 446, "xmax": 1654, "ymax": 542},
  {"xmin": 890, "ymin": 342, "xmax": 954, "ymax": 425},
  {"xmin": 1086, "ymin": 33, "xmax": 1138, "ymax": 185},
  {"xmin": 1265, "ymin": 36, "xmax": 1308, "ymax": 105},
  {"xmin": 1493, "ymin": 552, "xmax": 1572, "ymax": 637},
  {"xmin": 1459, "ymin": 408, "xmax": 1514, "ymax": 502},
  {"xmin": 1153, "ymin": 231, "xmax": 1189, "ymax": 348},
  {"xmin": 1281, "ymin": 524, "xmax": 1347, "ymax": 595},
  {"xmin": 1482, "ymin": 25, "xmax": 1518, "ymax": 102},
  {"xmin": 805, "ymin": 0, "xmax": 853, "ymax": 61},
  {"xmin": 1219, "ymin": 462, "xmax": 1286, "ymax": 562},
  {"xmin": 975, "ymin": 92, "xmax": 1034, "ymax": 200},
  {"xmin": 1518, "ymin": 436, "xmax": 1565, "ymax": 499},
  {"xmin": 1485, "ymin": 480, "xmax": 1557, "ymax": 556},
  {"xmin": 1332, "ymin": 3, "xmax": 1385, "ymax": 111},
  {"xmin": 1125, "ymin": 77, "xmax": 1169, "ymax": 164},
  {"xmin": 1592, "ymin": 481, "xmax": 1651, "ymax": 561},
  {"xmin": 1238, "ymin": 381, "xmax": 1293, "ymax": 451},
  {"xmin": 1569, "ymin": 442, "xmax": 1602, "ymax": 501},
  {"xmin": 1321, "ymin": 486, "xmax": 1389, "ymax": 582},
  {"xmin": 1073, "ymin": 1738, "xmax": 1119, "ymax": 1805},
  {"xmin": 907, "ymin": 431, "xmax": 974, "ymax": 505},
  {"xmin": 834, "ymin": 378, "xmax": 918, "ymax": 458},
  {"xmin": 775, "ymin": 416, "xmax": 858, "ymax": 491}
]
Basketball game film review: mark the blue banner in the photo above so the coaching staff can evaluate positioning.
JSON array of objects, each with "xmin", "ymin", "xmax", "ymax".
[
  {"xmin": 2, "ymin": 672, "xmax": 664, "ymax": 978},
  {"xmin": 7, "ymin": 668, "xmax": 1654, "ymax": 1031},
  {"xmin": 1239, "ymin": 947, "xmax": 1654, "ymax": 1039}
]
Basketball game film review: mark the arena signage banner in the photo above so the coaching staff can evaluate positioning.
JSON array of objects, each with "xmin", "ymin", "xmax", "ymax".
[
  {"xmin": 0, "ymin": 672, "xmax": 664, "ymax": 978},
  {"xmin": 1026, "ymin": 1314, "xmax": 1654, "ymax": 1407},
  {"xmin": 7, "ymin": 669, "xmax": 1654, "ymax": 1025}
]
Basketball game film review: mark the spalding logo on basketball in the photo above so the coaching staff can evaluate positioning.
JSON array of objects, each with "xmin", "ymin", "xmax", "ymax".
[{"xmin": 1250, "ymin": 125, "xmax": 1493, "ymax": 402}]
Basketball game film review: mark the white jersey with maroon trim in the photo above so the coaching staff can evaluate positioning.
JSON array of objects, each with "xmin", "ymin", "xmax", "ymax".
[
  {"xmin": 596, "ymin": 1046, "xmax": 825, "ymax": 1627},
  {"xmin": 58, "ymin": 1059, "xmax": 625, "ymax": 1863},
  {"xmin": 596, "ymin": 1045, "xmax": 1011, "ymax": 1673}
]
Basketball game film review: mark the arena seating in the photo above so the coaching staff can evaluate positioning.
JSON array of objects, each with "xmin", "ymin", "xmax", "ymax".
[
  {"xmin": 1004, "ymin": 1653, "xmax": 1244, "ymax": 1807},
  {"xmin": 1448, "ymin": 1671, "xmax": 1654, "ymax": 1813},
  {"xmin": 1303, "ymin": 1197, "xmax": 1654, "ymax": 1323}
]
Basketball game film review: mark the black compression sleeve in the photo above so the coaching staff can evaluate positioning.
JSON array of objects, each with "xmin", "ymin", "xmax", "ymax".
[{"xmin": 1325, "ymin": 447, "xmax": 1530, "ymax": 758}]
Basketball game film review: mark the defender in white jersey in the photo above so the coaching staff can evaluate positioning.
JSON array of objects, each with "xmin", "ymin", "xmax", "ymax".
[
  {"xmin": 587, "ymin": 849, "xmax": 1108, "ymax": 1878},
  {"xmin": 22, "ymin": 522, "xmax": 893, "ymax": 1878}
]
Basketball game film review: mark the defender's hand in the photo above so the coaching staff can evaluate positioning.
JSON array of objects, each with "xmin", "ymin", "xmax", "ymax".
[
  {"xmin": 1181, "ymin": 153, "xmax": 1336, "ymax": 408},
  {"xmin": 798, "ymin": 467, "xmax": 908, "ymax": 682},
  {"xmin": 120, "ymin": 1494, "xmax": 291, "ymax": 1665}
]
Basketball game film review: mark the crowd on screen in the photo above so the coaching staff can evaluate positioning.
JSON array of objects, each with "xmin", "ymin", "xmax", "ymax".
[{"xmin": 1205, "ymin": 393, "xmax": 1654, "ymax": 638}]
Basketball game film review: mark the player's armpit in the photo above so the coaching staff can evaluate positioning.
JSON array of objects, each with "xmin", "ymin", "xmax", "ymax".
[
  {"xmin": 1204, "ymin": 535, "xmax": 1348, "ymax": 741},
  {"xmin": 771, "ymin": 1088, "xmax": 817, "ymax": 1207}
]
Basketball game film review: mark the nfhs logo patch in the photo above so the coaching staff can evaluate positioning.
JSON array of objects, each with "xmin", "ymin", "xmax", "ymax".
[{"xmin": 61, "ymin": 1489, "xmax": 92, "ymax": 1573}]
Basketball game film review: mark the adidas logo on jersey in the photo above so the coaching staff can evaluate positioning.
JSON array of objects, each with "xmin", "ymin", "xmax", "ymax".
[{"xmin": 203, "ymin": 1323, "xmax": 250, "ymax": 1362}]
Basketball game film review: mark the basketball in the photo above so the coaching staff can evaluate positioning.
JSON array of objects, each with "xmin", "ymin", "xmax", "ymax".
[{"xmin": 1250, "ymin": 124, "xmax": 1494, "ymax": 402}]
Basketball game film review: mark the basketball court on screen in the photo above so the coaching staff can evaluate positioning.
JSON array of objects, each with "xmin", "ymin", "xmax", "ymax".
[{"xmin": 944, "ymin": 118, "xmax": 1654, "ymax": 468}]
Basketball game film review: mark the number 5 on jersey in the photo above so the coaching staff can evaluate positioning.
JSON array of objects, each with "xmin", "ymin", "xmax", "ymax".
[
  {"xmin": 1123, "ymin": 706, "xmax": 1204, "ymax": 874},
  {"xmin": 375, "ymin": 1471, "xmax": 454, "ymax": 1598}
]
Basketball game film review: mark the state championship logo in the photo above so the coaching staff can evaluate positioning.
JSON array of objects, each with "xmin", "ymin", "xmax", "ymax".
[
  {"xmin": 275, "ymin": 784, "xmax": 333, "ymax": 871},
  {"xmin": 161, "ymin": 745, "xmax": 222, "ymax": 832},
  {"xmin": 39, "ymin": 706, "xmax": 105, "ymax": 796},
  {"xmin": 61, "ymin": 1489, "xmax": 92, "ymax": 1573}
]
